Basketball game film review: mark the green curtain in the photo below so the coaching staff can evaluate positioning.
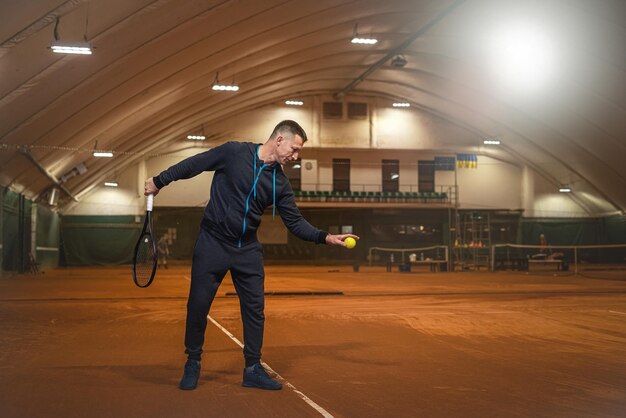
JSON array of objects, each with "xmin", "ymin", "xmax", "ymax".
[{"xmin": 60, "ymin": 215, "xmax": 141, "ymax": 266}]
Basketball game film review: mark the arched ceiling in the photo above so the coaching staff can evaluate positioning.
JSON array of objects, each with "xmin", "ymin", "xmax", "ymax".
[{"xmin": 1, "ymin": 0, "xmax": 625, "ymax": 215}]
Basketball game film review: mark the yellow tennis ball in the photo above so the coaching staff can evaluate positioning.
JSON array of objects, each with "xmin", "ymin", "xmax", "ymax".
[{"xmin": 344, "ymin": 237, "xmax": 356, "ymax": 249}]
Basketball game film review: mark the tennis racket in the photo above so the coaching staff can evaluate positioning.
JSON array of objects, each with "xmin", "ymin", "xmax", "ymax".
[{"xmin": 132, "ymin": 194, "xmax": 157, "ymax": 288}]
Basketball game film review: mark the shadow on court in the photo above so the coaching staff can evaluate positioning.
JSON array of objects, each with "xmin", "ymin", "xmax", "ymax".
[{"xmin": 1, "ymin": 265, "xmax": 625, "ymax": 417}]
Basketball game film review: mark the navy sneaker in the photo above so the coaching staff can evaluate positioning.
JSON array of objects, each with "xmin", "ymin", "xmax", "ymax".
[
  {"xmin": 242, "ymin": 363, "xmax": 282, "ymax": 390},
  {"xmin": 179, "ymin": 359, "xmax": 201, "ymax": 390}
]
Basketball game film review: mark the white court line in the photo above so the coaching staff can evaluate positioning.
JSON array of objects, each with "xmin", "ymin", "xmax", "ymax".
[
  {"xmin": 184, "ymin": 275, "xmax": 334, "ymax": 418},
  {"xmin": 208, "ymin": 315, "xmax": 335, "ymax": 418},
  {"xmin": 609, "ymin": 310, "xmax": 626, "ymax": 315}
]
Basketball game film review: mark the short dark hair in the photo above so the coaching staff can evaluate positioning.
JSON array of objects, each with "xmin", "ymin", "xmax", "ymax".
[{"xmin": 270, "ymin": 120, "xmax": 307, "ymax": 143}]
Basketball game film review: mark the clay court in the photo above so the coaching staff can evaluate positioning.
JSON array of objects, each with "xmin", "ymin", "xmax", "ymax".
[
  {"xmin": 2, "ymin": 266, "xmax": 625, "ymax": 418},
  {"xmin": 2, "ymin": 1, "xmax": 626, "ymax": 417}
]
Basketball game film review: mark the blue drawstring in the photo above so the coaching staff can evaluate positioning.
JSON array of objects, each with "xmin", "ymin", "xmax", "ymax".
[
  {"xmin": 253, "ymin": 146, "xmax": 258, "ymax": 199},
  {"xmin": 239, "ymin": 163, "xmax": 267, "ymax": 247},
  {"xmin": 272, "ymin": 166, "xmax": 276, "ymax": 219}
]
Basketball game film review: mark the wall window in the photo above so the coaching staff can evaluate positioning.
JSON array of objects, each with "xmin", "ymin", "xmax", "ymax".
[
  {"xmin": 333, "ymin": 159, "xmax": 351, "ymax": 192},
  {"xmin": 382, "ymin": 160, "xmax": 399, "ymax": 192},
  {"xmin": 418, "ymin": 160, "xmax": 435, "ymax": 192},
  {"xmin": 347, "ymin": 102, "xmax": 368, "ymax": 119},
  {"xmin": 284, "ymin": 159, "xmax": 301, "ymax": 191},
  {"xmin": 323, "ymin": 102, "xmax": 343, "ymax": 119}
]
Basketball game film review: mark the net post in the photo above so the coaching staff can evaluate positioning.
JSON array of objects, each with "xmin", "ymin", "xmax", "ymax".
[{"xmin": 574, "ymin": 247, "xmax": 578, "ymax": 275}]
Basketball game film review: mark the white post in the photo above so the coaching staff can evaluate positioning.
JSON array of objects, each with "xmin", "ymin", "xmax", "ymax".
[{"xmin": 31, "ymin": 203, "xmax": 37, "ymax": 262}]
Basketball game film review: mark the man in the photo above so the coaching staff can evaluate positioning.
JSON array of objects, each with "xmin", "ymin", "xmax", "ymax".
[
  {"xmin": 144, "ymin": 120, "xmax": 358, "ymax": 391},
  {"xmin": 157, "ymin": 233, "xmax": 170, "ymax": 269}
]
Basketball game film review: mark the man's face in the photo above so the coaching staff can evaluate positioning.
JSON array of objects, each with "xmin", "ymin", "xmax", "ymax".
[{"xmin": 276, "ymin": 134, "xmax": 304, "ymax": 165}]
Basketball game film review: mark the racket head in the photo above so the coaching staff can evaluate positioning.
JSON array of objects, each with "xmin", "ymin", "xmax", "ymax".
[{"xmin": 132, "ymin": 212, "xmax": 157, "ymax": 288}]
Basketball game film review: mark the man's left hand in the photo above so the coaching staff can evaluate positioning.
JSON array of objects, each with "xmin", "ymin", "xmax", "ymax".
[{"xmin": 325, "ymin": 234, "xmax": 360, "ymax": 247}]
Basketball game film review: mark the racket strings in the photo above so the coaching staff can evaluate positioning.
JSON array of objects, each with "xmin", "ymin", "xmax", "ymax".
[{"xmin": 134, "ymin": 235, "xmax": 156, "ymax": 286}]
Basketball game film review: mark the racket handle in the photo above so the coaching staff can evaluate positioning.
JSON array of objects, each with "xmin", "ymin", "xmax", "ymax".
[{"xmin": 147, "ymin": 194, "xmax": 154, "ymax": 211}]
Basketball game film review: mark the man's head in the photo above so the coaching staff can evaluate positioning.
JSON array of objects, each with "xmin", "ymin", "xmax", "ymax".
[
  {"xmin": 268, "ymin": 120, "xmax": 307, "ymax": 165},
  {"xmin": 270, "ymin": 120, "xmax": 307, "ymax": 143}
]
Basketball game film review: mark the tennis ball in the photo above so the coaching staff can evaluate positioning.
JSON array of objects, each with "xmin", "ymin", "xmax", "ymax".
[{"xmin": 344, "ymin": 237, "xmax": 356, "ymax": 249}]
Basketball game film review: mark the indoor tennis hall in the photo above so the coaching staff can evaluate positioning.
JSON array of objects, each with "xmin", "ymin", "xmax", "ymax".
[{"xmin": 1, "ymin": 1, "xmax": 625, "ymax": 417}]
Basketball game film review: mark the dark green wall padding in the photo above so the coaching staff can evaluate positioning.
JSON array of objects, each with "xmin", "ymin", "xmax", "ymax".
[
  {"xmin": 60, "ymin": 215, "xmax": 142, "ymax": 266},
  {"xmin": 0, "ymin": 186, "xmax": 621, "ymax": 268}
]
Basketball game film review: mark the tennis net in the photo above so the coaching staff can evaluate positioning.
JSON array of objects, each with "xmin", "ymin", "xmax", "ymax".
[
  {"xmin": 368, "ymin": 245, "xmax": 449, "ymax": 267},
  {"xmin": 490, "ymin": 243, "xmax": 626, "ymax": 278}
]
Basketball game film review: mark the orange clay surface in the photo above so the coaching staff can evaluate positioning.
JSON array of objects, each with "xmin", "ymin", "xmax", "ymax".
[{"xmin": 1, "ymin": 265, "xmax": 625, "ymax": 418}]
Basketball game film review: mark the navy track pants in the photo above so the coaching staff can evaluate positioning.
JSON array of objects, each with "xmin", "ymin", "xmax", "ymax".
[{"xmin": 185, "ymin": 228, "xmax": 265, "ymax": 366}]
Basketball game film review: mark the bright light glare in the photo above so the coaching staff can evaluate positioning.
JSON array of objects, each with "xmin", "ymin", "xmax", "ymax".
[
  {"xmin": 559, "ymin": 188, "xmax": 571, "ymax": 193},
  {"xmin": 285, "ymin": 100, "xmax": 304, "ymax": 106},
  {"xmin": 487, "ymin": 22, "xmax": 557, "ymax": 93},
  {"xmin": 392, "ymin": 102, "xmax": 410, "ymax": 108},
  {"xmin": 187, "ymin": 135, "xmax": 206, "ymax": 140},
  {"xmin": 104, "ymin": 182, "xmax": 118, "ymax": 187}
]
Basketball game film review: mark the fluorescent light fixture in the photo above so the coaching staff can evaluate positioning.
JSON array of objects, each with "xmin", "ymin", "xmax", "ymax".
[
  {"xmin": 187, "ymin": 135, "xmax": 206, "ymax": 140},
  {"xmin": 211, "ymin": 71, "xmax": 239, "ymax": 91},
  {"xmin": 392, "ymin": 102, "xmax": 410, "ymax": 107},
  {"xmin": 50, "ymin": 41, "xmax": 92, "ymax": 55},
  {"xmin": 351, "ymin": 36, "xmax": 378, "ymax": 45},
  {"xmin": 104, "ymin": 182, "xmax": 118, "ymax": 187},
  {"xmin": 93, "ymin": 151, "xmax": 113, "ymax": 158},
  {"xmin": 483, "ymin": 139, "xmax": 501, "ymax": 145},
  {"xmin": 351, "ymin": 23, "xmax": 377, "ymax": 45},
  {"xmin": 212, "ymin": 84, "xmax": 239, "ymax": 91},
  {"xmin": 559, "ymin": 188, "xmax": 571, "ymax": 193},
  {"xmin": 285, "ymin": 100, "xmax": 304, "ymax": 106}
]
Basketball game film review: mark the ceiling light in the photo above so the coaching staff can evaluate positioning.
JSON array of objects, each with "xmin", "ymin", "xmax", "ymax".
[
  {"xmin": 187, "ymin": 135, "xmax": 206, "ymax": 140},
  {"xmin": 292, "ymin": 163, "xmax": 301, "ymax": 169},
  {"xmin": 352, "ymin": 37, "xmax": 378, "ymax": 45},
  {"xmin": 483, "ymin": 139, "xmax": 501, "ymax": 145},
  {"xmin": 212, "ymin": 84, "xmax": 239, "ymax": 91},
  {"xmin": 559, "ymin": 188, "xmax": 571, "ymax": 193},
  {"xmin": 104, "ymin": 182, "xmax": 118, "ymax": 187},
  {"xmin": 487, "ymin": 21, "xmax": 557, "ymax": 93},
  {"xmin": 211, "ymin": 72, "xmax": 239, "ymax": 92},
  {"xmin": 93, "ymin": 151, "xmax": 113, "ymax": 158},
  {"xmin": 49, "ymin": 17, "xmax": 92, "ymax": 55},
  {"xmin": 392, "ymin": 102, "xmax": 410, "ymax": 108},
  {"xmin": 51, "ymin": 41, "xmax": 92, "ymax": 55},
  {"xmin": 390, "ymin": 173, "xmax": 399, "ymax": 180},
  {"xmin": 285, "ymin": 100, "xmax": 304, "ymax": 106},
  {"xmin": 351, "ymin": 23, "xmax": 377, "ymax": 45}
]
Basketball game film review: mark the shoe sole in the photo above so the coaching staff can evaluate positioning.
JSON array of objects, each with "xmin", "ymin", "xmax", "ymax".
[{"xmin": 179, "ymin": 379, "xmax": 199, "ymax": 390}]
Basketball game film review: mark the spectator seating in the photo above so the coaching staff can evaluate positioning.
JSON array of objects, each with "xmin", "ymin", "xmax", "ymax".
[{"xmin": 293, "ymin": 190, "xmax": 449, "ymax": 203}]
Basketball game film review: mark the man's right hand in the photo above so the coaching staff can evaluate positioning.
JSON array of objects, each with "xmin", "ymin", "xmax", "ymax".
[{"xmin": 144, "ymin": 177, "xmax": 160, "ymax": 196}]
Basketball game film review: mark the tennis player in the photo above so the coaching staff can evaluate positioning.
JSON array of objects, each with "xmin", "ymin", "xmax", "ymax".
[{"xmin": 144, "ymin": 120, "xmax": 358, "ymax": 391}]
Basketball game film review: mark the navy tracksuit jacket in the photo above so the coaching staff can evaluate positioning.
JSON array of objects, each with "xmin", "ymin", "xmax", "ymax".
[{"xmin": 154, "ymin": 141, "xmax": 328, "ymax": 364}]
